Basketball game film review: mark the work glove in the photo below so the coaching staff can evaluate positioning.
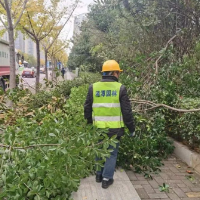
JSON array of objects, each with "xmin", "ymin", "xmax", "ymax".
[{"xmin": 129, "ymin": 132, "xmax": 135, "ymax": 137}]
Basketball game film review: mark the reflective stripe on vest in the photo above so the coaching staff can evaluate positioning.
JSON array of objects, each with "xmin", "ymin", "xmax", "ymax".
[
  {"xmin": 93, "ymin": 103, "xmax": 120, "ymax": 108},
  {"xmin": 92, "ymin": 81, "xmax": 125, "ymax": 129}
]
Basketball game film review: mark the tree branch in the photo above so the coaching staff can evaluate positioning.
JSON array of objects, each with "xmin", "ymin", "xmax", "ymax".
[
  {"xmin": 131, "ymin": 99, "xmax": 200, "ymax": 113},
  {"xmin": 46, "ymin": 2, "xmax": 78, "ymax": 51},
  {"xmin": 0, "ymin": 143, "xmax": 60, "ymax": 149},
  {"xmin": 13, "ymin": 0, "xmax": 29, "ymax": 29},
  {"xmin": 0, "ymin": 0, "xmax": 5, "ymax": 10},
  {"xmin": 0, "ymin": 15, "xmax": 7, "ymax": 29},
  {"xmin": 155, "ymin": 34, "xmax": 177, "ymax": 74},
  {"xmin": 26, "ymin": 10, "xmax": 36, "ymax": 37},
  {"xmin": 22, "ymin": 26, "xmax": 36, "ymax": 39}
]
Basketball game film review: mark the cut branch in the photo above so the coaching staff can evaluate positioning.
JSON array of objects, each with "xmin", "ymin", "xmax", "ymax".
[
  {"xmin": 155, "ymin": 34, "xmax": 177, "ymax": 74},
  {"xmin": 131, "ymin": 99, "xmax": 200, "ymax": 112},
  {"xmin": 0, "ymin": 143, "xmax": 60, "ymax": 149}
]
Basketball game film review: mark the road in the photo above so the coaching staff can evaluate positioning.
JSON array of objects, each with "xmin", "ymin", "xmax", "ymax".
[{"xmin": 20, "ymin": 71, "xmax": 75, "ymax": 93}]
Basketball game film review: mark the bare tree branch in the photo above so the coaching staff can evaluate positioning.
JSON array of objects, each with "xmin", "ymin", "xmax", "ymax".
[
  {"xmin": 12, "ymin": 0, "xmax": 22, "ymax": 20},
  {"xmin": 22, "ymin": 26, "xmax": 35, "ymax": 39},
  {"xmin": 131, "ymin": 99, "xmax": 200, "ymax": 113},
  {"xmin": 0, "ymin": 0, "xmax": 6, "ymax": 9},
  {"xmin": 0, "ymin": 15, "xmax": 7, "ymax": 29},
  {"xmin": 46, "ymin": 2, "xmax": 78, "ymax": 51},
  {"xmin": 13, "ymin": 0, "xmax": 28, "ymax": 29},
  {"xmin": 26, "ymin": 11, "xmax": 36, "ymax": 37},
  {"xmin": 155, "ymin": 34, "xmax": 177, "ymax": 74},
  {"xmin": 37, "ymin": 16, "xmax": 48, "ymax": 37}
]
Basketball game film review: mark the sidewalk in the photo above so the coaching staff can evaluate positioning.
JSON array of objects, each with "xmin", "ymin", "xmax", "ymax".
[
  {"xmin": 72, "ymin": 169, "xmax": 141, "ymax": 200},
  {"xmin": 72, "ymin": 155, "xmax": 200, "ymax": 200},
  {"xmin": 57, "ymin": 72, "xmax": 76, "ymax": 81},
  {"xmin": 127, "ymin": 154, "xmax": 200, "ymax": 200}
]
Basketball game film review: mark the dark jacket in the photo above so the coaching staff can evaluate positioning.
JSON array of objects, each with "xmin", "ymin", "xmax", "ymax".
[{"xmin": 84, "ymin": 75, "xmax": 135, "ymax": 137}]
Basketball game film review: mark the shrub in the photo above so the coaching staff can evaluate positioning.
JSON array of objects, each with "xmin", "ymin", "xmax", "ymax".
[
  {"xmin": 0, "ymin": 85, "xmax": 116, "ymax": 200},
  {"xmin": 167, "ymin": 98, "xmax": 200, "ymax": 153},
  {"xmin": 118, "ymin": 111, "xmax": 174, "ymax": 175}
]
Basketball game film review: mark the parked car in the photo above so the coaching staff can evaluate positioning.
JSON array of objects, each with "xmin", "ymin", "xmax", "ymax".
[{"xmin": 22, "ymin": 68, "xmax": 36, "ymax": 78}]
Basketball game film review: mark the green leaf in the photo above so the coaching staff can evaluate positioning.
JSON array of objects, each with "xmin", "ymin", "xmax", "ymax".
[{"xmin": 49, "ymin": 133, "xmax": 56, "ymax": 137}]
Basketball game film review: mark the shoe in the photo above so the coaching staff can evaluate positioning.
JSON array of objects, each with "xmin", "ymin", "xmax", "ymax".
[
  {"xmin": 102, "ymin": 178, "xmax": 114, "ymax": 189},
  {"xmin": 96, "ymin": 174, "xmax": 103, "ymax": 183}
]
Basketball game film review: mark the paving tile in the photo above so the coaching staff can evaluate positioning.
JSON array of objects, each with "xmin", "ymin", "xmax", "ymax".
[
  {"xmin": 135, "ymin": 188, "xmax": 149, "ymax": 199},
  {"xmin": 143, "ymin": 185, "xmax": 155, "ymax": 194},
  {"xmin": 174, "ymin": 172, "xmax": 188, "ymax": 176},
  {"xmin": 167, "ymin": 183, "xmax": 179, "ymax": 188},
  {"xmin": 159, "ymin": 173, "xmax": 170, "ymax": 180},
  {"xmin": 167, "ymin": 180, "xmax": 183, "ymax": 184},
  {"xmin": 154, "ymin": 189, "xmax": 165, "ymax": 194},
  {"xmin": 173, "ymin": 188, "xmax": 187, "ymax": 198},
  {"xmin": 126, "ymin": 170, "xmax": 138, "ymax": 181},
  {"xmin": 180, "ymin": 187, "xmax": 191, "ymax": 193},
  {"xmin": 162, "ymin": 163, "xmax": 174, "ymax": 167},
  {"xmin": 154, "ymin": 177, "xmax": 165, "ymax": 184},
  {"xmin": 182, "ymin": 179, "xmax": 196, "ymax": 187},
  {"xmin": 191, "ymin": 187, "xmax": 200, "ymax": 192},
  {"xmin": 148, "ymin": 180, "xmax": 159, "ymax": 189},
  {"xmin": 127, "ymin": 154, "xmax": 200, "ymax": 200},
  {"xmin": 148, "ymin": 193, "xmax": 168, "ymax": 199},
  {"xmin": 169, "ymin": 175, "xmax": 186, "ymax": 180},
  {"xmin": 134, "ymin": 185, "xmax": 143, "ymax": 189},
  {"xmin": 151, "ymin": 173, "xmax": 161, "ymax": 177},
  {"xmin": 72, "ymin": 170, "xmax": 141, "ymax": 200},
  {"xmin": 167, "ymin": 193, "xmax": 181, "ymax": 200},
  {"xmin": 138, "ymin": 176, "xmax": 148, "ymax": 181},
  {"xmin": 142, "ymin": 199, "xmax": 160, "ymax": 200},
  {"xmin": 169, "ymin": 167, "xmax": 180, "ymax": 173},
  {"xmin": 132, "ymin": 180, "xmax": 150, "ymax": 185},
  {"xmin": 177, "ymin": 183, "xmax": 187, "ymax": 188}
]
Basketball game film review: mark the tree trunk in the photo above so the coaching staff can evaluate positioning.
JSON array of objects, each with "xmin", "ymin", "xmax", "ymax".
[
  {"xmin": 5, "ymin": 1, "xmax": 16, "ymax": 90},
  {"xmin": 35, "ymin": 39, "xmax": 40, "ymax": 92},
  {"xmin": 44, "ymin": 49, "xmax": 48, "ymax": 80},
  {"xmin": 51, "ymin": 57, "xmax": 55, "ymax": 81}
]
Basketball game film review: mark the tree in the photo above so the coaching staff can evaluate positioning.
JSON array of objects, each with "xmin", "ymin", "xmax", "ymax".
[
  {"xmin": 19, "ymin": 0, "xmax": 77, "ymax": 92},
  {"xmin": 0, "ymin": 0, "xmax": 28, "ymax": 90},
  {"xmin": 48, "ymin": 39, "xmax": 68, "ymax": 81},
  {"xmin": 19, "ymin": 0, "xmax": 59, "ymax": 92},
  {"xmin": 41, "ymin": 0, "xmax": 78, "ymax": 80}
]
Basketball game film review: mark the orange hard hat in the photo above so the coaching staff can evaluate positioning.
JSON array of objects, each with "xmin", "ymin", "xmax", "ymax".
[{"xmin": 102, "ymin": 60, "xmax": 123, "ymax": 72}]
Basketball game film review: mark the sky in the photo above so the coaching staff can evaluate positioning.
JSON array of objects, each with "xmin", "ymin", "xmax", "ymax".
[{"xmin": 60, "ymin": 0, "xmax": 94, "ymax": 43}]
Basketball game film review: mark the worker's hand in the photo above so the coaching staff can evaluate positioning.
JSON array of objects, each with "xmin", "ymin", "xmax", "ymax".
[{"xmin": 129, "ymin": 132, "xmax": 135, "ymax": 137}]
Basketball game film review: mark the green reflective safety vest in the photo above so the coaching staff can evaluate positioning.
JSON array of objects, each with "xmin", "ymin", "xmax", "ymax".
[{"xmin": 92, "ymin": 81, "xmax": 125, "ymax": 129}]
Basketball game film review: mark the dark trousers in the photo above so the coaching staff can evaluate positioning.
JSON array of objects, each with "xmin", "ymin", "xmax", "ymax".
[{"xmin": 96, "ymin": 141, "xmax": 120, "ymax": 179}]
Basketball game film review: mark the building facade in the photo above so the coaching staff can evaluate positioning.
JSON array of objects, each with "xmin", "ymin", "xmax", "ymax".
[{"xmin": 73, "ymin": 13, "xmax": 87, "ymax": 36}]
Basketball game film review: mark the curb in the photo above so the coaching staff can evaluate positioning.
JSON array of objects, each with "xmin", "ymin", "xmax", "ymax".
[{"xmin": 172, "ymin": 138, "xmax": 200, "ymax": 175}]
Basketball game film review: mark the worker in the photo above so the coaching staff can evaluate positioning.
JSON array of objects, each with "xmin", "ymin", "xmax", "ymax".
[{"xmin": 84, "ymin": 60, "xmax": 135, "ymax": 189}]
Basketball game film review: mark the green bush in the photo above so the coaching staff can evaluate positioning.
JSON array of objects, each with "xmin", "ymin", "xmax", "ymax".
[
  {"xmin": 167, "ymin": 98, "xmax": 200, "ymax": 153},
  {"xmin": 52, "ymin": 73, "xmax": 101, "ymax": 98},
  {"xmin": 0, "ymin": 73, "xmax": 175, "ymax": 199},
  {"xmin": 0, "ymin": 85, "xmax": 116, "ymax": 200},
  {"xmin": 118, "ymin": 112, "xmax": 174, "ymax": 175}
]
